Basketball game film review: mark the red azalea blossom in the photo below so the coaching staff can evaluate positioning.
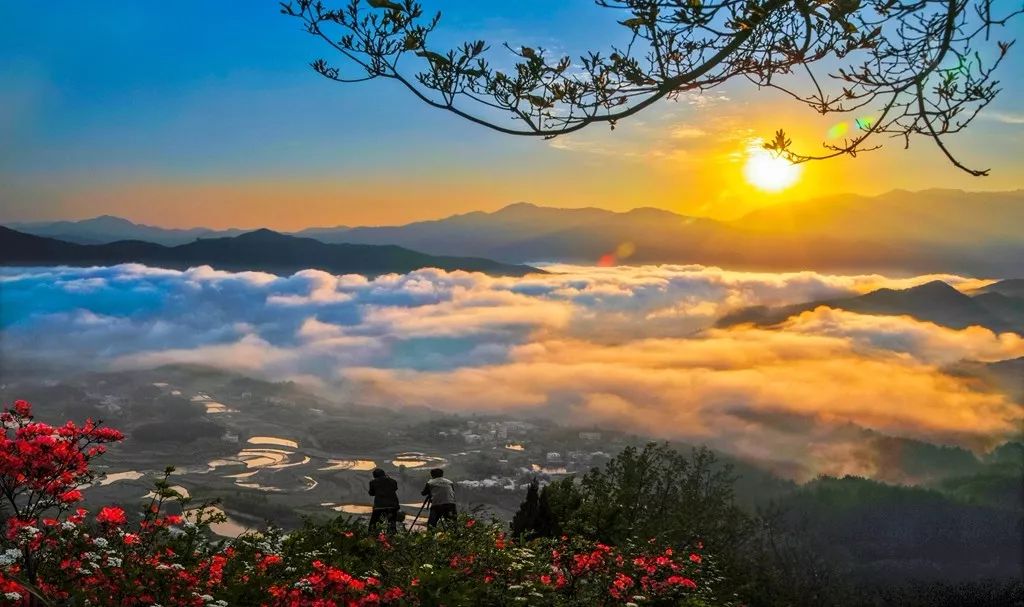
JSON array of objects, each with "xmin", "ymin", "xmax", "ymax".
[{"xmin": 96, "ymin": 506, "xmax": 127, "ymax": 526}]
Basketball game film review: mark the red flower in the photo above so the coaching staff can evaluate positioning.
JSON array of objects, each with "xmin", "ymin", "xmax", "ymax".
[
  {"xmin": 689, "ymin": 553, "xmax": 702, "ymax": 564},
  {"xmin": 58, "ymin": 490, "xmax": 83, "ymax": 503},
  {"xmin": 667, "ymin": 575, "xmax": 698, "ymax": 589},
  {"xmin": 13, "ymin": 400, "xmax": 31, "ymax": 418},
  {"xmin": 96, "ymin": 506, "xmax": 127, "ymax": 526}
]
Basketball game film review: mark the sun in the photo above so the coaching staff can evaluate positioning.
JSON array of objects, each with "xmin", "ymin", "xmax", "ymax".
[{"xmin": 743, "ymin": 141, "xmax": 802, "ymax": 192}]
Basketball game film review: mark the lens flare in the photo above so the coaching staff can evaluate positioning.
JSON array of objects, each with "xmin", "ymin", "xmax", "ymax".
[
  {"xmin": 597, "ymin": 242, "xmax": 637, "ymax": 266},
  {"xmin": 827, "ymin": 122, "xmax": 849, "ymax": 139},
  {"xmin": 743, "ymin": 141, "xmax": 802, "ymax": 192},
  {"xmin": 855, "ymin": 116, "xmax": 876, "ymax": 130}
]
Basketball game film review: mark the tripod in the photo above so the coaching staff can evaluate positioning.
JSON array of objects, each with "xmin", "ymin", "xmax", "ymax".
[{"xmin": 407, "ymin": 495, "xmax": 431, "ymax": 531}]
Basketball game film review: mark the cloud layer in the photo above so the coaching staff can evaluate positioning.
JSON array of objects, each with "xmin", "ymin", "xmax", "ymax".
[{"xmin": 1, "ymin": 263, "xmax": 1020, "ymax": 480}]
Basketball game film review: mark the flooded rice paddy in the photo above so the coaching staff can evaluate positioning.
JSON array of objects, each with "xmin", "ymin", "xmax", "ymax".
[
  {"xmin": 390, "ymin": 452, "xmax": 447, "ymax": 469},
  {"xmin": 318, "ymin": 459, "xmax": 377, "ymax": 471}
]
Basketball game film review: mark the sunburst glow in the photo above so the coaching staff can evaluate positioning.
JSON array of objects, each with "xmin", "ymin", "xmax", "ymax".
[{"xmin": 743, "ymin": 142, "xmax": 803, "ymax": 192}]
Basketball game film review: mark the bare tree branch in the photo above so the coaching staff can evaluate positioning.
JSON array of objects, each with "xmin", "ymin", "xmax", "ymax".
[{"xmin": 281, "ymin": 0, "xmax": 1023, "ymax": 175}]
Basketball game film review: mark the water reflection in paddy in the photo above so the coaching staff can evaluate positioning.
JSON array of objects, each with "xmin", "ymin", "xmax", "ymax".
[
  {"xmin": 225, "ymin": 470, "xmax": 259, "ymax": 479},
  {"xmin": 98, "ymin": 470, "xmax": 146, "ymax": 486},
  {"xmin": 391, "ymin": 452, "xmax": 446, "ymax": 469},
  {"xmin": 322, "ymin": 502, "xmax": 426, "ymax": 514},
  {"xmin": 208, "ymin": 448, "xmax": 293, "ymax": 470},
  {"xmin": 236, "ymin": 481, "xmax": 284, "ymax": 492},
  {"xmin": 143, "ymin": 485, "xmax": 190, "ymax": 500},
  {"xmin": 248, "ymin": 436, "xmax": 299, "ymax": 449},
  {"xmin": 186, "ymin": 506, "xmax": 251, "ymax": 538},
  {"xmin": 324, "ymin": 503, "xmax": 374, "ymax": 514},
  {"xmin": 318, "ymin": 459, "xmax": 377, "ymax": 471}
]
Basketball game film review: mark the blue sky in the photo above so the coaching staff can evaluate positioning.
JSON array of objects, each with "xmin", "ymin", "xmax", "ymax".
[{"xmin": 2, "ymin": 0, "xmax": 1023, "ymax": 228}]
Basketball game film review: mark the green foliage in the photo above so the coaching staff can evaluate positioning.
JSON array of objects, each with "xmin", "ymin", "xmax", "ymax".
[
  {"xmin": 540, "ymin": 444, "xmax": 752, "ymax": 552},
  {"xmin": 510, "ymin": 478, "xmax": 559, "ymax": 539}
]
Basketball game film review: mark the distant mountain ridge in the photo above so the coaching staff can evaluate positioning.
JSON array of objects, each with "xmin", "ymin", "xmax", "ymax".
[
  {"xmin": 735, "ymin": 189, "xmax": 1024, "ymax": 245},
  {"xmin": 6, "ymin": 189, "xmax": 1024, "ymax": 276},
  {"xmin": 0, "ymin": 227, "xmax": 538, "ymax": 277},
  {"xmin": 7, "ymin": 215, "xmax": 248, "ymax": 246},
  {"xmin": 717, "ymin": 279, "xmax": 1024, "ymax": 335}
]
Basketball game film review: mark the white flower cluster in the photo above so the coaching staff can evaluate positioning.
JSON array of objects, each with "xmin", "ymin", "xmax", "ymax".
[
  {"xmin": 256, "ymin": 536, "xmax": 283, "ymax": 554},
  {"xmin": 82, "ymin": 551, "xmax": 101, "ymax": 562},
  {"xmin": 0, "ymin": 548, "xmax": 22, "ymax": 567},
  {"xmin": 16, "ymin": 525, "xmax": 40, "ymax": 542}
]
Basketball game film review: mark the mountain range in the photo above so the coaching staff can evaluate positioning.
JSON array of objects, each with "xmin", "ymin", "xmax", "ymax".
[
  {"xmin": 0, "ymin": 227, "xmax": 537, "ymax": 277},
  {"xmin": 5, "ymin": 189, "xmax": 1024, "ymax": 276},
  {"xmin": 6, "ymin": 215, "xmax": 249, "ymax": 246},
  {"xmin": 717, "ymin": 279, "xmax": 1024, "ymax": 335}
]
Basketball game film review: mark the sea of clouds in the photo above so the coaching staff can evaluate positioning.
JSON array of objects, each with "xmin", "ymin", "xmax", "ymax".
[{"xmin": 2, "ymin": 263, "xmax": 1021, "ymax": 480}]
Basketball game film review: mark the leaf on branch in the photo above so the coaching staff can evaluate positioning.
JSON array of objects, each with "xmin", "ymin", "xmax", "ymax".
[
  {"xmin": 526, "ymin": 94, "xmax": 553, "ymax": 109},
  {"xmin": 764, "ymin": 129, "xmax": 792, "ymax": 153},
  {"xmin": 415, "ymin": 50, "xmax": 450, "ymax": 66},
  {"xmin": 366, "ymin": 0, "xmax": 404, "ymax": 11},
  {"xmin": 403, "ymin": 33, "xmax": 422, "ymax": 50},
  {"xmin": 619, "ymin": 17, "xmax": 648, "ymax": 29}
]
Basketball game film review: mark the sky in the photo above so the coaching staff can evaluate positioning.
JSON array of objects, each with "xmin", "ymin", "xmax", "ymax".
[{"xmin": 2, "ymin": 0, "xmax": 1023, "ymax": 229}]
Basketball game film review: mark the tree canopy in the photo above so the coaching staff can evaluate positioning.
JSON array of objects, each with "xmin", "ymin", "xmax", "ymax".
[{"xmin": 282, "ymin": 0, "xmax": 1022, "ymax": 175}]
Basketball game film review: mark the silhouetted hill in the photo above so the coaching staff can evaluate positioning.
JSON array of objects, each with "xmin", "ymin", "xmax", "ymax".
[
  {"xmin": 0, "ymin": 227, "xmax": 538, "ymax": 277},
  {"xmin": 8, "ymin": 215, "xmax": 247, "ymax": 245},
  {"xmin": 293, "ymin": 192, "xmax": 1024, "ymax": 274},
  {"xmin": 8, "ymin": 190, "xmax": 1024, "ymax": 275},
  {"xmin": 734, "ymin": 189, "xmax": 1024, "ymax": 245},
  {"xmin": 986, "ymin": 357, "xmax": 1024, "ymax": 400},
  {"xmin": 718, "ymin": 280, "xmax": 1023, "ymax": 334},
  {"xmin": 972, "ymin": 278, "xmax": 1024, "ymax": 298},
  {"xmin": 296, "ymin": 202, "xmax": 715, "ymax": 263}
]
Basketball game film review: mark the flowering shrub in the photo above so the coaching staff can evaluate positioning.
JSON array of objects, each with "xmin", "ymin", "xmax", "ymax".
[{"xmin": 0, "ymin": 401, "xmax": 732, "ymax": 606}]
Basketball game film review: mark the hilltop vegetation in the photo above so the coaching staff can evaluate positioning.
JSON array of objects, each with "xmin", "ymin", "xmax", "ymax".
[{"xmin": 0, "ymin": 400, "xmax": 1019, "ymax": 606}]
